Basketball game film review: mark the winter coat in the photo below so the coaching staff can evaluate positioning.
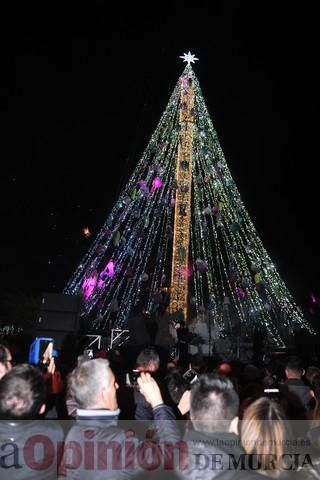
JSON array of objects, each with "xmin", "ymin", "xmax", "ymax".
[
  {"xmin": 285, "ymin": 379, "xmax": 313, "ymax": 412},
  {"xmin": 58, "ymin": 404, "xmax": 179, "ymax": 479}
]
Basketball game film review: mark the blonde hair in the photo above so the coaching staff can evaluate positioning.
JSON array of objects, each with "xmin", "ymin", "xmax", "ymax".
[{"xmin": 241, "ymin": 397, "xmax": 290, "ymax": 477}]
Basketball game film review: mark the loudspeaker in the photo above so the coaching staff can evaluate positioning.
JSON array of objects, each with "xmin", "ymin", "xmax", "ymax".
[
  {"xmin": 40, "ymin": 293, "xmax": 82, "ymax": 314},
  {"xmin": 37, "ymin": 310, "xmax": 79, "ymax": 332},
  {"xmin": 35, "ymin": 293, "xmax": 83, "ymax": 352}
]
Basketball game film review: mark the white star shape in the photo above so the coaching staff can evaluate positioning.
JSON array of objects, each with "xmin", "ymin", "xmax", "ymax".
[{"xmin": 179, "ymin": 51, "xmax": 199, "ymax": 65}]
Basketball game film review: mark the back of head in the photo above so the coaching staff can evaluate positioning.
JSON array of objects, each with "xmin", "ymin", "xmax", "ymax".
[
  {"xmin": 189, "ymin": 354, "xmax": 207, "ymax": 374},
  {"xmin": 165, "ymin": 370, "xmax": 189, "ymax": 404},
  {"xmin": 135, "ymin": 347, "xmax": 160, "ymax": 371},
  {"xmin": 0, "ymin": 364, "xmax": 46, "ymax": 420},
  {"xmin": 190, "ymin": 373, "xmax": 239, "ymax": 433},
  {"xmin": 306, "ymin": 365, "xmax": 320, "ymax": 386},
  {"xmin": 264, "ymin": 358, "xmax": 285, "ymax": 386},
  {"xmin": 284, "ymin": 356, "xmax": 304, "ymax": 378},
  {"xmin": 70, "ymin": 358, "xmax": 112, "ymax": 408},
  {"xmin": 241, "ymin": 396, "xmax": 290, "ymax": 475}
]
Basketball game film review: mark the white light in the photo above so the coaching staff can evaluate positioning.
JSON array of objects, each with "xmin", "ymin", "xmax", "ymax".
[{"xmin": 179, "ymin": 51, "xmax": 199, "ymax": 65}]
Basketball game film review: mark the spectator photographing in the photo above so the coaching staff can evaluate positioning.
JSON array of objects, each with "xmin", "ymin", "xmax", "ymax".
[
  {"xmin": 133, "ymin": 347, "xmax": 161, "ymax": 420},
  {"xmin": 59, "ymin": 357, "xmax": 179, "ymax": 479},
  {"xmin": 179, "ymin": 373, "xmax": 264, "ymax": 480}
]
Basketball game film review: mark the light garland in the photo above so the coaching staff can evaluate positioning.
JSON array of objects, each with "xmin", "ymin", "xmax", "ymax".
[{"xmin": 64, "ymin": 60, "xmax": 312, "ymax": 345}]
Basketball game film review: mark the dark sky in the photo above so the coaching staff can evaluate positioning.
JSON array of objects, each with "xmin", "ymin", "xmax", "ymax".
[{"xmin": 0, "ymin": 2, "xmax": 319, "ymax": 310}]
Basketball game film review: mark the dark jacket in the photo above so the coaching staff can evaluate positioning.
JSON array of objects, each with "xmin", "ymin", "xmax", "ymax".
[
  {"xmin": 0, "ymin": 419, "xmax": 64, "ymax": 480},
  {"xmin": 177, "ymin": 428, "xmax": 320, "ymax": 480},
  {"xmin": 134, "ymin": 375, "xmax": 172, "ymax": 421},
  {"xmin": 285, "ymin": 379, "xmax": 312, "ymax": 412},
  {"xmin": 58, "ymin": 404, "xmax": 179, "ymax": 479},
  {"xmin": 134, "ymin": 388, "xmax": 153, "ymax": 420}
]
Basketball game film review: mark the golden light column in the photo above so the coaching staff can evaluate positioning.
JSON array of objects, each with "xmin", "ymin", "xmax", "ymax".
[{"xmin": 169, "ymin": 59, "xmax": 196, "ymax": 321}]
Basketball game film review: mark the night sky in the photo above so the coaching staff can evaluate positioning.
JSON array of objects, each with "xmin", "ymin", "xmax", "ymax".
[{"xmin": 0, "ymin": 2, "xmax": 319, "ymax": 311}]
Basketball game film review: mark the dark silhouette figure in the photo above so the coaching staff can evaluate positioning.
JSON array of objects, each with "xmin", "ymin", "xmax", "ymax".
[{"xmin": 145, "ymin": 311, "xmax": 158, "ymax": 346}]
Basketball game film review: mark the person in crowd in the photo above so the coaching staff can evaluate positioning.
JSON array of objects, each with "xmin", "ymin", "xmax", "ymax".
[
  {"xmin": 154, "ymin": 306, "xmax": 177, "ymax": 352},
  {"xmin": 284, "ymin": 356, "xmax": 313, "ymax": 415},
  {"xmin": 0, "ymin": 343, "xmax": 13, "ymax": 379},
  {"xmin": 188, "ymin": 312, "xmax": 210, "ymax": 356},
  {"xmin": 165, "ymin": 367, "xmax": 190, "ymax": 419},
  {"xmin": 177, "ymin": 373, "xmax": 267, "ymax": 480},
  {"xmin": 188, "ymin": 353, "xmax": 207, "ymax": 375},
  {"xmin": 305, "ymin": 366, "xmax": 320, "ymax": 388},
  {"xmin": 145, "ymin": 309, "xmax": 159, "ymax": 346},
  {"xmin": 166, "ymin": 367, "xmax": 189, "ymax": 404},
  {"xmin": 128, "ymin": 304, "xmax": 152, "ymax": 354},
  {"xmin": 133, "ymin": 347, "xmax": 161, "ymax": 420},
  {"xmin": 58, "ymin": 357, "xmax": 179, "ymax": 479},
  {"xmin": 241, "ymin": 396, "xmax": 320, "ymax": 479},
  {"xmin": 0, "ymin": 363, "xmax": 64, "ymax": 479},
  {"xmin": 42, "ymin": 356, "xmax": 65, "ymax": 418},
  {"xmin": 307, "ymin": 375, "xmax": 320, "ymax": 448},
  {"xmin": 65, "ymin": 351, "xmax": 93, "ymax": 418},
  {"xmin": 175, "ymin": 315, "xmax": 190, "ymax": 364},
  {"xmin": 238, "ymin": 363, "xmax": 265, "ymax": 417},
  {"xmin": 135, "ymin": 346, "xmax": 160, "ymax": 373},
  {"xmin": 0, "ymin": 363, "xmax": 47, "ymax": 419},
  {"xmin": 241, "ymin": 396, "xmax": 291, "ymax": 477},
  {"xmin": 262, "ymin": 358, "xmax": 285, "ymax": 389}
]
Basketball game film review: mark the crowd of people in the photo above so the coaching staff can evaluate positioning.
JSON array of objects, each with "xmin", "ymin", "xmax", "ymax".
[{"xmin": 1, "ymin": 337, "xmax": 320, "ymax": 478}]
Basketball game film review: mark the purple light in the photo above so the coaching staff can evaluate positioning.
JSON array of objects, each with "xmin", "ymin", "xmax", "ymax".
[
  {"xmin": 137, "ymin": 180, "xmax": 149, "ymax": 192},
  {"xmin": 100, "ymin": 259, "xmax": 115, "ymax": 279},
  {"xmin": 235, "ymin": 287, "xmax": 246, "ymax": 298},
  {"xmin": 152, "ymin": 177, "xmax": 162, "ymax": 189},
  {"xmin": 311, "ymin": 294, "xmax": 317, "ymax": 304},
  {"xmin": 180, "ymin": 74, "xmax": 190, "ymax": 89},
  {"xmin": 82, "ymin": 273, "xmax": 98, "ymax": 300},
  {"xmin": 187, "ymin": 263, "xmax": 194, "ymax": 278},
  {"xmin": 178, "ymin": 263, "xmax": 194, "ymax": 279},
  {"xmin": 97, "ymin": 280, "xmax": 105, "ymax": 289},
  {"xmin": 195, "ymin": 259, "xmax": 208, "ymax": 273}
]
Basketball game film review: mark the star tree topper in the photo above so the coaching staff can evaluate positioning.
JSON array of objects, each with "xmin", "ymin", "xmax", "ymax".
[{"xmin": 179, "ymin": 51, "xmax": 199, "ymax": 65}]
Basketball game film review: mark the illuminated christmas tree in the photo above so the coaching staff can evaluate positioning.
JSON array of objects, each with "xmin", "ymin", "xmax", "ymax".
[{"xmin": 65, "ymin": 53, "xmax": 312, "ymax": 346}]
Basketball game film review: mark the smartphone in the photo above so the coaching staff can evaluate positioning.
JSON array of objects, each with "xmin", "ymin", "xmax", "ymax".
[
  {"xmin": 39, "ymin": 340, "xmax": 53, "ymax": 366},
  {"xmin": 28, "ymin": 337, "xmax": 55, "ymax": 366},
  {"xmin": 183, "ymin": 368, "xmax": 198, "ymax": 385},
  {"xmin": 125, "ymin": 370, "xmax": 140, "ymax": 386},
  {"xmin": 84, "ymin": 349, "xmax": 94, "ymax": 359}
]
